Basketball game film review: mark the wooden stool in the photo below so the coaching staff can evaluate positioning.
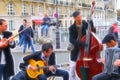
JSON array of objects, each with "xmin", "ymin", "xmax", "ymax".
[
  {"xmin": 48, "ymin": 76, "xmax": 55, "ymax": 80},
  {"xmin": 35, "ymin": 76, "xmax": 55, "ymax": 80}
]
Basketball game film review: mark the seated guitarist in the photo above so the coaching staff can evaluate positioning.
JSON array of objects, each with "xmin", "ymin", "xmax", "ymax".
[{"xmin": 11, "ymin": 43, "xmax": 69, "ymax": 80}]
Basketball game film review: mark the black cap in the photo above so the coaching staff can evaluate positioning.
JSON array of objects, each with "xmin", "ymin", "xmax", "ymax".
[
  {"xmin": 72, "ymin": 11, "xmax": 80, "ymax": 17},
  {"xmin": 102, "ymin": 33, "xmax": 117, "ymax": 44}
]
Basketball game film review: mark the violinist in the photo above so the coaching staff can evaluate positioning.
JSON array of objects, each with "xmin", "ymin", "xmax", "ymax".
[
  {"xmin": 92, "ymin": 33, "xmax": 120, "ymax": 80},
  {"xmin": 68, "ymin": 11, "xmax": 96, "ymax": 80},
  {"xmin": 0, "ymin": 19, "xmax": 16, "ymax": 80}
]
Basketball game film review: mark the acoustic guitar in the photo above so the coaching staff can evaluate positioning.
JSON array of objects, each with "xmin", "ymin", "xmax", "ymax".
[{"xmin": 26, "ymin": 59, "xmax": 69, "ymax": 79}]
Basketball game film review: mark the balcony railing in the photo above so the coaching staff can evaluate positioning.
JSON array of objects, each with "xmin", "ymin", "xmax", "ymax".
[
  {"xmin": 8, "ymin": 12, "xmax": 15, "ymax": 15},
  {"xmin": 57, "ymin": 1, "xmax": 63, "ymax": 5},
  {"xmin": 22, "ymin": 0, "xmax": 46, "ymax": 2},
  {"xmin": 31, "ymin": 13, "xmax": 35, "ymax": 15},
  {"xmin": 21, "ymin": 13, "xmax": 29, "ymax": 16},
  {"xmin": 95, "ymin": 7, "xmax": 103, "ymax": 10},
  {"xmin": 79, "ymin": 3, "xmax": 82, "ymax": 6},
  {"xmin": 82, "ymin": 3, "xmax": 91, "ymax": 8},
  {"xmin": 50, "ymin": 0, "xmax": 55, "ymax": 4},
  {"xmin": 34, "ymin": 0, "xmax": 46, "ymax": 2}
]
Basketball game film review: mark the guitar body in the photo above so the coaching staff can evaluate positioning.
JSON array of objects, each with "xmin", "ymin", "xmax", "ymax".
[{"xmin": 27, "ymin": 59, "xmax": 45, "ymax": 79}]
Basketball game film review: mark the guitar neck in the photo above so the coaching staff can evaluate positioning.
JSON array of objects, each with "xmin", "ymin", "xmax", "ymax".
[{"xmin": 38, "ymin": 64, "xmax": 69, "ymax": 69}]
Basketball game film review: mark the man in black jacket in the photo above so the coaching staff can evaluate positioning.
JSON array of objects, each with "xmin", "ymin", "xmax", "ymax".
[
  {"xmin": 0, "ymin": 19, "xmax": 16, "ymax": 80},
  {"xmin": 69, "ymin": 11, "xmax": 95, "ymax": 80},
  {"xmin": 11, "ymin": 43, "xmax": 69, "ymax": 80}
]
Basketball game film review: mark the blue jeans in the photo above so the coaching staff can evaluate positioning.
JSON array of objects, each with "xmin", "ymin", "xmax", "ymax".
[
  {"xmin": 92, "ymin": 72, "xmax": 120, "ymax": 80},
  {"xmin": 38, "ymin": 69, "xmax": 69, "ymax": 80},
  {"xmin": 0, "ymin": 64, "xmax": 10, "ymax": 80},
  {"xmin": 11, "ymin": 71, "xmax": 26, "ymax": 80},
  {"xmin": 23, "ymin": 40, "xmax": 35, "ymax": 54},
  {"xmin": 41, "ymin": 24, "xmax": 49, "ymax": 36},
  {"xmin": 18, "ymin": 34, "xmax": 24, "ymax": 46}
]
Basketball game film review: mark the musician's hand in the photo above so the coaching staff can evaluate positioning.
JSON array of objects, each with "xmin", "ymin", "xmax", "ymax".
[
  {"xmin": 114, "ymin": 59, "xmax": 120, "ymax": 66},
  {"xmin": 2, "ymin": 42, "xmax": 8, "ymax": 47},
  {"xmin": 29, "ymin": 65, "xmax": 36, "ymax": 71},
  {"xmin": 49, "ymin": 66, "xmax": 56, "ymax": 72},
  {"xmin": 8, "ymin": 36, "xmax": 14, "ymax": 43},
  {"xmin": 0, "ymin": 42, "xmax": 4, "ymax": 48},
  {"xmin": 80, "ymin": 42, "xmax": 88, "ymax": 47},
  {"xmin": 97, "ymin": 58, "xmax": 105, "ymax": 64},
  {"xmin": 31, "ymin": 37, "xmax": 33, "ymax": 41},
  {"xmin": 0, "ymin": 40, "xmax": 8, "ymax": 48}
]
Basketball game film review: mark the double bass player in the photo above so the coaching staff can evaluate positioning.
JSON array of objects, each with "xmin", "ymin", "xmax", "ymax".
[{"xmin": 68, "ymin": 11, "xmax": 96, "ymax": 80}]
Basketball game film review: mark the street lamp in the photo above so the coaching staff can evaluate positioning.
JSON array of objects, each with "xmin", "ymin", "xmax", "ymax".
[
  {"xmin": 55, "ymin": 0, "xmax": 60, "ymax": 49},
  {"xmin": 103, "ymin": 0, "xmax": 109, "ymax": 29}
]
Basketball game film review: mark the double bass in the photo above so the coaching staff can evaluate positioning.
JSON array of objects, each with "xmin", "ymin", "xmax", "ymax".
[{"xmin": 76, "ymin": 1, "xmax": 103, "ymax": 80}]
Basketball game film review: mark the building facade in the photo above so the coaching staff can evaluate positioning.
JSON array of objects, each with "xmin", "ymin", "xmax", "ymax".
[{"xmin": 0, "ymin": 0, "xmax": 117, "ymax": 31}]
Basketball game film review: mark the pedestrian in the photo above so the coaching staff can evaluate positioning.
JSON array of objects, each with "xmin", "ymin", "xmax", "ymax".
[
  {"xmin": 11, "ymin": 43, "xmax": 69, "ymax": 80},
  {"xmin": 92, "ymin": 33, "xmax": 120, "ymax": 80},
  {"xmin": 41, "ymin": 14, "xmax": 51, "ymax": 37},
  {"xmin": 18, "ymin": 19, "xmax": 27, "ymax": 46},
  {"xmin": 0, "ymin": 19, "xmax": 16, "ymax": 80},
  {"xmin": 68, "ymin": 11, "xmax": 96, "ymax": 80},
  {"xmin": 108, "ymin": 22, "xmax": 119, "ymax": 39},
  {"xmin": 22, "ymin": 22, "xmax": 35, "ymax": 54}
]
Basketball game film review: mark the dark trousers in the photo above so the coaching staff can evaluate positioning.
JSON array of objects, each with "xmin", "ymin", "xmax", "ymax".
[
  {"xmin": 39, "ymin": 69, "xmax": 69, "ymax": 80},
  {"xmin": 92, "ymin": 72, "xmax": 120, "ymax": 80},
  {"xmin": 0, "ymin": 64, "xmax": 10, "ymax": 80},
  {"xmin": 3, "ymin": 72, "xmax": 10, "ymax": 80}
]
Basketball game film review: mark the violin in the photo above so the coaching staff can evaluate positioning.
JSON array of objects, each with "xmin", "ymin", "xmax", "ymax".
[
  {"xmin": 0, "ymin": 37, "xmax": 14, "ymax": 48},
  {"xmin": 0, "ymin": 24, "xmax": 31, "ymax": 49}
]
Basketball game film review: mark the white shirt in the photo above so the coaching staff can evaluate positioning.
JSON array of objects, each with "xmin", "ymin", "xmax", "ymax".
[{"xmin": 0, "ymin": 34, "xmax": 6, "ymax": 64}]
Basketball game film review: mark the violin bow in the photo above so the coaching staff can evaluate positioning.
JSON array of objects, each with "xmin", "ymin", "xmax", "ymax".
[{"xmin": 7, "ymin": 26, "xmax": 31, "ymax": 42}]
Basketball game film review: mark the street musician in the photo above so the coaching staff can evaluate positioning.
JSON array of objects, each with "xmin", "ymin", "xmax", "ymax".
[
  {"xmin": 12, "ymin": 43, "xmax": 69, "ymax": 80},
  {"xmin": 92, "ymin": 33, "xmax": 120, "ymax": 80}
]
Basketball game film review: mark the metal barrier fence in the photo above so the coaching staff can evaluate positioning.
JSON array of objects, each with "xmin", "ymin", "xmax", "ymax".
[{"xmin": 33, "ymin": 26, "xmax": 108, "ymax": 55}]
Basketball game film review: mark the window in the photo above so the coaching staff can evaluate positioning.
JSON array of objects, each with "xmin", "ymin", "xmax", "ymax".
[
  {"xmin": 22, "ymin": 3, "xmax": 28, "ymax": 16},
  {"xmin": 63, "ymin": 0, "xmax": 66, "ymax": 5},
  {"xmin": 65, "ymin": 20, "xmax": 67, "ymax": 27},
  {"xmin": 31, "ymin": 4, "xmax": 35, "ymax": 15},
  {"xmin": 68, "ymin": 0, "xmax": 72, "ymax": 2},
  {"xmin": 58, "ymin": 7, "xmax": 62, "ymax": 15},
  {"xmin": 70, "ymin": 20, "xmax": 72, "ymax": 25},
  {"xmin": 82, "ymin": 10, "xmax": 85, "ymax": 17},
  {"xmin": 50, "ymin": 0, "xmax": 55, "ymax": 3},
  {"xmin": 8, "ymin": 3, "xmax": 15, "ymax": 15},
  {"xmin": 48, "ymin": 7, "xmax": 53, "ymax": 17},
  {"xmin": 9, "ymin": 20, "xmax": 14, "ymax": 31},
  {"xmin": 69, "ymin": 10, "xmax": 72, "ymax": 17},
  {"xmin": 38, "ymin": 5, "xmax": 42, "ymax": 13}
]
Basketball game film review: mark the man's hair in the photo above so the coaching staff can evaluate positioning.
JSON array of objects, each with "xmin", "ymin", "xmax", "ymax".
[
  {"xmin": 23, "ymin": 19, "xmax": 27, "ymax": 23},
  {"xmin": 72, "ymin": 11, "xmax": 80, "ymax": 18},
  {"xmin": 0, "ymin": 19, "xmax": 6, "ymax": 25},
  {"xmin": 102, "ymin": 33, "xmax": 117, "ymax": 44},
  {"xmin": 42, "ymin": 43, "xmax": 53, "ymax": 52}
]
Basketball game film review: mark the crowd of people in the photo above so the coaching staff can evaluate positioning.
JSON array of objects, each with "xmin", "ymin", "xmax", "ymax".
[{"xmin": 0, "ymin": 10, "xmax": 120, "ymax": 80}]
